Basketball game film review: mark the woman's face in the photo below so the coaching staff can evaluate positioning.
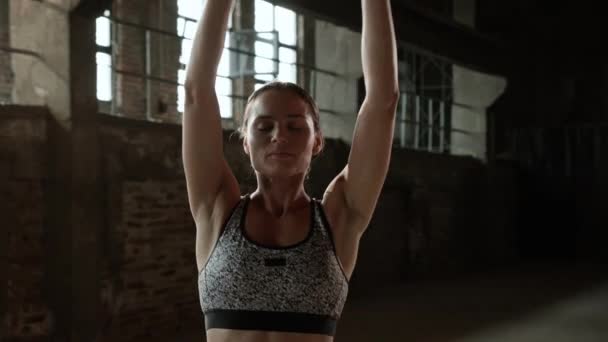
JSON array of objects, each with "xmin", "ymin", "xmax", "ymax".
[{"xmin": 244, "ymin": 89, "xmax": 322, "ymax": 179}]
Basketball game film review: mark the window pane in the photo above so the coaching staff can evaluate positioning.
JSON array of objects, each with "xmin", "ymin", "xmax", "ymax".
[
  {"xmin": 255, "ymin": 41, "xmax": 276, "ymax": 75},
  {"xmin": 95, "ymin": 16, "xmax": 111, "ymax": 47},
  {"xmin": 177, "ymin": 17, "xmax": 186, "ymax": 37},
  {"xmin": 218, "ymin": 95, "xmax": 232, "ymax": 118},
  {"xmin": 279, "ymin": 47, "xmax": 296, "ymax": 63},
  {"xmin": 217, "ymin": 48, "xmax": 230, "ymax": 77},
  {"xmin": 255, "ymin": 57, "xmax": 275, "ymax": 74},
  {"xmin": 255, "ymin": 0, "xmax": 274, "ymax": 32},
  {"xmin": 178, "ymin": 69, "xmax": 186, "ymax": 85},
  {"xmin": 278, "ymin": 47, "xmax": 296, "ymax": 82},
  {"xmin": 215, "ymin": 76, "xmax": 231, "ymax": 96},
  {"xmin": 184, "ymin": 20, "xmax": 197, "ymax": 39},
  {"xmin": 178, "ymin": 0, "xmax": 203, "ymax": 20},
  {"xmin": 96, "ymin": 52, "xmax": 112, "ymax": 101},
  {"xmin": 255, "ymin": 41, "xmax": 274, "ymax": 58},
  {"xmin": 180, "ymin": 39, "xmax": 192, "ymax": 65},
  {"xmin": 275, "ymin": 6, "xmax": 296, "ymax": 46},
  {"xmin": 178, "ymin": 85, "xmax": 185, "ymax": 113}
]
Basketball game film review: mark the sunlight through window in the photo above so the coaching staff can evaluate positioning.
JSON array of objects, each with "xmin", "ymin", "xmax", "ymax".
[{"xmin": 177, "ymin": 0, "xmax": 232, "ymax": 117}]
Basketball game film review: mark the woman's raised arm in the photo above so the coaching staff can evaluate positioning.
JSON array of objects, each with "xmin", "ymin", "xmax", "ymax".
[
  {"xmin": 182, "ymin": 0, "xmax": 239, "ymax": 223},
  {"xmin": 332, "ymin": 0, "xmax": 399, "ymax": 229}
]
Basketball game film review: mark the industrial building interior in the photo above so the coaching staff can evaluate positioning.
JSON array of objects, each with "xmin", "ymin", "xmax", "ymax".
[{"xmin": 1, "ymin": 0, "xmax": 607, "ymax": 341}]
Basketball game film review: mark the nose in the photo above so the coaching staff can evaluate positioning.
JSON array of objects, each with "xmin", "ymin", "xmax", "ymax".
[{"xmin": 271, "ymin": 126, "xmax": 288, "ymax": 143}]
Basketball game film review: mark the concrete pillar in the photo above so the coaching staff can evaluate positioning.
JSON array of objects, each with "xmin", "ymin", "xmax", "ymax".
[
  {"xmin": 9, "ymin": 0, "xmax": 71, "ymax": 118},
  {"xmin": 67, "ymin": 8, "xmax": 103, "ymax": 341}
]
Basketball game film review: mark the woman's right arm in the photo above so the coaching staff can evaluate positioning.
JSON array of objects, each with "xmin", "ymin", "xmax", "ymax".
[{"xmin": 183, "ymin": 0, "xmax": 239, "ymax": 222}]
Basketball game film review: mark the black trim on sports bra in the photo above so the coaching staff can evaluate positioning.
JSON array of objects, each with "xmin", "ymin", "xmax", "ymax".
[{"xmin": 205, "ymin": 309, "xmax": 338, "ymax": 336}]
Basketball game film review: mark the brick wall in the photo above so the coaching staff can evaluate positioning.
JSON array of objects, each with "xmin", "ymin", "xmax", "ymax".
[
  {"xmin": 98, "ymin": 115, "xmax": 197, "ymax": 340},
  {"xmin": 112, "ymin": 0, "xmax": 180, "ymax": 121},
  {"xmin": 1, "ymin": 106, "xmax": 51, "ymax": 340}
]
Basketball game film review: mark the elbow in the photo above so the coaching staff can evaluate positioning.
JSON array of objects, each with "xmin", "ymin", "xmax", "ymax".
[
  {"xmin": 388, "ymin": 88, "xmax": 400, "ymax": 107},
  {"xmin": 184, "ymin": 80, "xmax": 196, "ymax": 106},
  {"xmin": 365, "ymin": 87, "xmax": 400, "ymax": 111},
  {"xmin": 184, "ymin": 79, "xmax": 214, "ymax": 106}
]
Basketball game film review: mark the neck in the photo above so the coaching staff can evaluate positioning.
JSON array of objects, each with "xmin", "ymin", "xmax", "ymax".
[{"xmin": 251, "ymin": 173, "xmax": 310, "ymax": 218}]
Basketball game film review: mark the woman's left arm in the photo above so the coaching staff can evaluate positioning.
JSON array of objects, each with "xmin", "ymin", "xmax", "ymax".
[{"xmin": 340, "ymin": 0, "xmax": 399, "ymax": 229}]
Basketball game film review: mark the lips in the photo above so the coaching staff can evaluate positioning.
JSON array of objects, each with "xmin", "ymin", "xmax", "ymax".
[{"xmin": 267, "ymin": 152, "xmax": 295, "ymax": 158}]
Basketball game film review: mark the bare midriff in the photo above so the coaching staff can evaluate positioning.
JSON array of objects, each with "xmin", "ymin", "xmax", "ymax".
[{"xmin": 206, "ymin": 329, "xmax": 334, "ymax": 342}]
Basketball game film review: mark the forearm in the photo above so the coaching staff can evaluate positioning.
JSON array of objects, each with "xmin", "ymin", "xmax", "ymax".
[
  {"xmin": 185, "ymin": 0, "xmax": 235, "ymax": 93},
  {"xmin": 361, "ymin": 0, "xmax": 399, "ymax": 104}
]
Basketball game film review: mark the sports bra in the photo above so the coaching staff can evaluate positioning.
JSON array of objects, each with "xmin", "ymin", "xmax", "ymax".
[{"xmin": 198, "ymin": 194, "xmax": 349, "ymax": 336}]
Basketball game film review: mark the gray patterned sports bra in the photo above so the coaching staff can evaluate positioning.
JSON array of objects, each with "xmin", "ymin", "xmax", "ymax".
[{"xmin": 198, "ymin": 193, "xmax": 349, "ymax": 336}]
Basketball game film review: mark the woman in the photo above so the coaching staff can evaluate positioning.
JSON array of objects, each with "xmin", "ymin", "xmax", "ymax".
[{"xmin": 182, "ymin": 0, "xmax": 399, "ymax": 341}]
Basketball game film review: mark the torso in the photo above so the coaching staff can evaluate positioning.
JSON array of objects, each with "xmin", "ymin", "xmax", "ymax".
[{"xmin": 195, "ymin": 180, "xmax": 365, "ymax": 342}]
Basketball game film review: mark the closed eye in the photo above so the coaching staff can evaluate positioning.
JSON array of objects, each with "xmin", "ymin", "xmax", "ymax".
[{"xmin": 256, "ymin": 123, "xmax": 273, "ymax": 131}]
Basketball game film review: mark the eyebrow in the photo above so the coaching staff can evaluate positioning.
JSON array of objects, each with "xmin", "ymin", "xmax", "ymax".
[{"xmin": 254, "ymin": 114, "xmax": 307, "ymax": 120}]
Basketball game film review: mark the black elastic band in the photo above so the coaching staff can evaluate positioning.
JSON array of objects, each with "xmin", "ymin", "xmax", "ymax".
[{"xmin": 204, "ymin": 310, "xmax": 337, "ymax": 336}]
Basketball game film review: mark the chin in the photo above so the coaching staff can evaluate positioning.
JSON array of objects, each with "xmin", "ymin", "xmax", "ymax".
[{"xmin": 257, "ymin": 166, "xmax": 305, "ymax": 179}]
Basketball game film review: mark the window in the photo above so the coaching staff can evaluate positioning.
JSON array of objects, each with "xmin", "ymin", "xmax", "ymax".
[
  {"xmin": 177, "ymin": 0, "xmax": 233, "ymax": 117},
  {"xmin": 253, "ymin": 0, "xmax": 297, "ymax": 89},
  {"xmin": 96, "ymin": 10, "xmax": 112, "ymax": 101},
  {"xmin": 395, "ymin": 46, "xmax": 453, "ymax": 153},
  {"xmin": 174, "ymin": 0, "xmax": 298, "ymax": 115}
]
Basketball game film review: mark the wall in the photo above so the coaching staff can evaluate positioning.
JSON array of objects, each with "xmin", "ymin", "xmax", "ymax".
[
  {"xmin": 486, "ymin": 1, "xmax": 608, "ymax": 261},
  {"xmin": 1, "ymin": 106, "xmax": 51, "ymax": 341},
  {"xmin": 8, "ymin": 0, "xmax": 79, "ymax": 122},
  {"xmin": 451, "ymin": 0, "xmax": 507, "ymax": 160},
  {"xmin": 96, "ymin": 114, "xmax": 197, "ymax": 340},
  {"xmin": 451, "ymin": 66, "xmax": 506, "ymax": 159},
  {"xmin": 313, "ymin": 19, "xmax": 362, "ymax": 142}
]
